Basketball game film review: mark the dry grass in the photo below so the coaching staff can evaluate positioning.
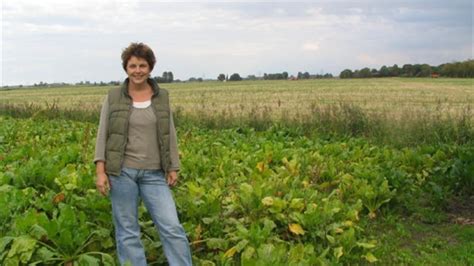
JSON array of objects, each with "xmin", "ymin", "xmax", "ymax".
[
  {"xmin": 1, "ymin": 78, "xmax": 473, "ymax": 146},
  {"xmin": 2, "ymin": 78, "xmax": 471, "ymax": 120}
]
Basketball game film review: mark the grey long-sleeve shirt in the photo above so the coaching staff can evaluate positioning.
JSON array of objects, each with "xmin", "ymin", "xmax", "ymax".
[{"xmin": 94, "ymin": 95, "xmax": 180, "ymax": 172}]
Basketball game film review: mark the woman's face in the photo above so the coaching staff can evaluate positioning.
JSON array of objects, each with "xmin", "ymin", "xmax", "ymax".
[{"xmin": 126, "ymin": 56, "xmax": 151, "ymax": 86}]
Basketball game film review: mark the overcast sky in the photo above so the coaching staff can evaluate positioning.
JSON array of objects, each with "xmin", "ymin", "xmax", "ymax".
[{"xmin": 1, "ymin": 0, "xmax": 472, "ymax": 85}]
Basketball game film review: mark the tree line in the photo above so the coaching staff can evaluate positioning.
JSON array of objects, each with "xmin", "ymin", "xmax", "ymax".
[
  {"xmin": 3, "ymin": 59, "xmax": 472, "ymax": 89},
  {"xmin": 210, "ymin": 71, "xmax": 333, "ymax": 82},
  {"xmin": 339, "ymin": 59, "xmax": 474, "ymax": 78},
  {"xmin": 153, "ymin": 71, "xmax": 174, "ymax": 83}
]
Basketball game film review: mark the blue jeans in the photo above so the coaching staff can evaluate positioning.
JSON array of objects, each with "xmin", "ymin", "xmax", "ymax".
[{"xmin": 109, "ymin": 167, "xmax": 192, "ymax": 266}]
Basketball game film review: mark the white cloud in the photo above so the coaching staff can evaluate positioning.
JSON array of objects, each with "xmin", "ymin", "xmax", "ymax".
[{"xmin": 302, "ymin": 42, "xmax": 320, "ymax": 52}]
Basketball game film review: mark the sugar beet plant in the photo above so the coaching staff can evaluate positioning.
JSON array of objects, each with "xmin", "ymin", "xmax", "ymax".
[{"xmin": 0, "ymin": 116, "xmax": 472, "ymax": 265}]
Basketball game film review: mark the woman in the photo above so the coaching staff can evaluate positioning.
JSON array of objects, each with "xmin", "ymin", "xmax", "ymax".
[{"xmin": 94, "ymin": 42, "xmax": 192, "ymax": 266}]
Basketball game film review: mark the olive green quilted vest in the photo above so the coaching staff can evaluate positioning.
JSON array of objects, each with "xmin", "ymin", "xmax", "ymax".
[{"xmin": 105, "ymin": 78, "xmax": 171, "ymax": 176}]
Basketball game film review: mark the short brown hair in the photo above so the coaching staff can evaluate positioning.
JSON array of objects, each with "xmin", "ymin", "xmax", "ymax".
[{"xmin": 121, "ymin": 42, "xmax": 156, "ymax": 71}]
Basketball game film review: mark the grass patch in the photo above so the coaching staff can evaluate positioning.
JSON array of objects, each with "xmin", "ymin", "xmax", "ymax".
[
  {"xmin": 1, "ymin": 100, "xmax": 473, "ymax": 148},
  {"xmin": 1, "ymin": 78, "xmax": 473, "ymax": 147},
  {"xmin": 367, "ymin": 215, "xmax": 474, "ymax": 265}
]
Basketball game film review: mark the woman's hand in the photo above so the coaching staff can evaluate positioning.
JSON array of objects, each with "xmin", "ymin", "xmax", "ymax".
[
  {"xmin": 167, "ymin": 170, "xmax": 178, "ymax": 187},
  {"xmin": 96, "ymin": 161, "xmax": 110, "ymax": 196},
  {"xmin": 96, "ymin": 172, "xmax": 110, "ymax": 196}
]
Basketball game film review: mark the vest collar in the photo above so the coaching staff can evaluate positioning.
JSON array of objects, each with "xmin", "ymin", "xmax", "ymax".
[{"xmin": 121, "ymin": 78, "xmax": 161, "ymax": 98}]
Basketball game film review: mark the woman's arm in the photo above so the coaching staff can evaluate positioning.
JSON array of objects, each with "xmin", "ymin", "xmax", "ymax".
[
  {"xmin": 167, "ymin": 109, "xmax": 180, "ymax": 186},
  {"xmin": 95, "ymin": 96, "xmax": 110, "ymax": 195},
  {"xmin": 94, "ymin": 95, "xmax": 109, "ymax": 164},
  {"xmin": 168, "ymin": 109, "xmax": 180, "ymax": 172}
]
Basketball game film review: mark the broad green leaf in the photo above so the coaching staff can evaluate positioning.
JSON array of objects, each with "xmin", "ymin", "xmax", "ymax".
[
  {"xmin": 270, "ymin": 198, "xmax": 287, "ymax": 213},
  {"xmin": 29, "ymin": 224, "xmax": 48, "ymax": 241},
  {"xmin": 289, "ymin": 198, "xmax": 305, "ymax": 211},
  {"xmin": 34, "ymin": 247, "xmax": 58, "ymax": 261},
  {"xmin": 0, "ymin": 237, "xmax": 14, "ymax": 254},
  {"xmin": 241, "ymin": 246, "xmax": 255, "ymax": 261},
  {"xmin": 344, "ymin": 220, "xmax": 354, "ymax": 227},
  {"xmin": 356, "ymin": 241, "xmax": 377, "ymax": 249},
  {"xmin": 202, "ymin": 217, "xmax": 215, "ymax": 224},
  {"xmin": 288, "ymin": 243, "xmax": 305, "ymax": 262},
  {"xmin": 206, "ymin": 238, "xmax": 227, "ymax": 250},
  {"xmin": 224, "ymin": 239, "xmax": 248, "ymax": 258},
  {"xmin": 333, "ymin": 246, "xmax": 343, "ymax": 260},
  {"xmin": 256, "ymin": 243, "xmax": 275, "ymax": 260},
  {"xmin": 101, "ymin": 253, "xmax": 115, "ymax": 266},
  {"xmin": 362, "ymin": 252, "xmax": 378, "ymax": 263},
  {"xmin": 326, "ymin": 234, "xmax": 335, "ymax": 244},
  {"xmin": 7, "ymin": 236, "xmax": 37, "ymax": 264},
  {"xmin": 223, "ymin": 246, "xmax": 237, "ymax": 258},
  {"xmin": 261, "ymin": 196, "xmax": 274, "ymax": 206},
  {"xmin": 235, "ymin": 239, "xmax": 249, "ymax": 251},
  {"xmin": 77, "ymin": 254, "xmax": 100, "ymax": 266},
  {"xmin": 262, "ymin": 218, "xmax": 276, "ymax": 234},
  {"xmin": 4, "ymin": 256, "xmax": 20, "ymax": 266},
  {"xmin": 197, "ymin": 259, "xmax": 215, "ymax": 266},
  {"xmin": 240, "ymin": 183, "xmax": 253, "ymax": 195}
]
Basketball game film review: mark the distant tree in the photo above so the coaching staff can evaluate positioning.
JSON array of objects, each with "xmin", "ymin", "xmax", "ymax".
[
  {"xmin": 353, "ymin": 70, "xmax": 360, "ymax": 78},
  {"xmin": 324, "ymin": 73, "xmax": 333, "ymax": 78},
  {"xmin": 401, "ymin": 64, "xmax": 414, "ymax": 77},
  {"xmin": 229, "ymin": 73, "xmax": 242, "ymax": 81},
  {"xmin": 379, "ymin": 65, "xmax": 389, "ymax": 77},
  {"xmin": 388, "ymin": 64, "xmax": 400, "ymax": 77},
  {"xmin": 187, "ymin": 77, "xmax": 203, "ymax": 82},
  {"xmin": 218, "ymin": 74, "xmax": 226, "ymax": 81},
  {"xmin": 371, "ymin": 68, "xmax": 379, "ymax": 77},
  {"xmin": 247, "ymin": 75, "xmax": 257, "ymax": 80},
  {"xmin": 418, "ymin": 64, "xmax": 431, "ymax": 77},
  {"xmin": 297, "ymin": 72, "xmax": 303, "ymax": 79},
  {"xmin": 431, "ymin": 65, "xmax": 441, "ymax": 75},
  {"xmin": 441, "ymin": 60, "xmax": 474, "ymax": 77},
  {"xmin": 263, "ymin": 72, "xmax": 288, "ymax": 80},
  {"xmin": 412, "ymin": 64, "xmax": 422, "ymax": 77},
  {"xmin": 154, "ymin": 71, "xmax": 174, "ymax": 83},
  {"xmin": 340, "ymin": 69, "xmax": 353, "ymax": 78},
  {"xmin": 359, "ymin": 68, "xmax": 371, "ymax": 78},
  {"xmin": 303, "ymin": 72, "xmax": 310, "ymax": 79},
  {"xmin": 337, "ymin": 59, "xmax": 472, "ymax": 79}
]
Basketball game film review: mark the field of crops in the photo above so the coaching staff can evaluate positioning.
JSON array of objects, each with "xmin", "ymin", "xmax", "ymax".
[
  {"xmin": 1, "ymin": 78, "xmax": 473, "ymax": 265},
  {"xmin": 2, "ymin": 78, "xmax": 473, "ymax": 118}
]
